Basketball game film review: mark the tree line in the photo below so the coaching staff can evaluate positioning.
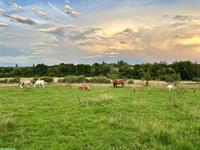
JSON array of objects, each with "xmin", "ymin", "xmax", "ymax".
[{"xmin": 1, "ymin": 60, "xmax": 200, "ymax": 82}]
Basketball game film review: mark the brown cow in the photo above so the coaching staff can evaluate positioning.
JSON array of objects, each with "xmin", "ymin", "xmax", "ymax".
[
  {"xmin": 113, "ymin": 80, "xmax": 125, "ymax": 88},
  {"xmin": 79, "ymin": 84, "xmax": 91, "ymax": 91}
]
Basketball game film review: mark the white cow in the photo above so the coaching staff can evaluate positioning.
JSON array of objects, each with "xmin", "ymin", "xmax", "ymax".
[
  {"xmin": 20, "ymin": 80, "xmax": 33, "ymax": 88},
  {"xmin": 34, "ymin": 80, "xmax": 46, "ymax": 88},
  {"xmin": 167, "ymin": 84, "xmax": 175, "ymax": 91}
]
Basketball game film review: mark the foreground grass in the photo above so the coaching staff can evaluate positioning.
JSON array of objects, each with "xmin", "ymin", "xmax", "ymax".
[{"xmin": 0, "ymin": 86, "xmax": 200, "ymax": 150}]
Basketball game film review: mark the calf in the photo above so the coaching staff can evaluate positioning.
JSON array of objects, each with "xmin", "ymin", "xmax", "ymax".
[
  {"xmin": 167, "ymin": 84, "xmax": 175, "ymax": 91},
  {"xmin": 79, "ymin": 84, "xmax": 91, "ymax": 91}
]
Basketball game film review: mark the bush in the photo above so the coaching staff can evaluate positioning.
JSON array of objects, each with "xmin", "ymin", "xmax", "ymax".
[
  {"xmin": 40, "ymin": 77, "xmax": 53, "ymax": 83},
  {"xmin": 58, "ymin": 75, "xmax": 86, "ymax": 83},
  {"xmin": 31, "ymin": 77, "xmax": 38, "ymax": 84},
  {"xmin": 0, "ymin": 79, "xmax": 8, "ymax": 83},
  {"xmin": 127, "ymin": 79, "xmax": 134, "ymax": 84},
  {"xmin": 192, "ymin": 77, "xmax": 200, "ymax": 82},
  {"xmin": 8, "ymin": 77, "xmax": 20, "ymax": 83},
  {"xmin": 88, "ymin": 76, "xmax": 111, "ymax": 83},
  {"xmin": 159, "ymin": 73, "xmax": 181, "ymax": 83}
]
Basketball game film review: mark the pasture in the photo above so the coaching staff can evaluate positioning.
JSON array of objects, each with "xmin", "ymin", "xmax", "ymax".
[{"xmin": 0, "ymin": 85, "xmax": 200, "ymax": 149}]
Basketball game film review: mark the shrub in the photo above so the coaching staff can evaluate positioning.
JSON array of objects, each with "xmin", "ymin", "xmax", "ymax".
[
  {"xmin": 192, "ymin": 77, "xmax": 200, "ymax": 82},
  {"xmin": 159, "ymin": 73, "xmax": 181, "ymax": 83},
  {"xmin": 88, "ymin": 76, "xmax": 111, "ymax": 83},
  {"xmin": 57, "ymin": 78, "xmax": 64, "ymax": 83},
  {"xmin": 0, "ymin": 79, "xmax": 8, "ymax": 83},
  {"xmin": 127, "ymin": 79, "xmax": 134, "ymax": 84},
  {"xmin": 8, "ymin": 77, "xmax": 20, "ymax": 83},
  {"xmin": 58, "ymin": 75, "xmax": 86, "ymax": 83},
  {"xmin": 31, "ymin": 77, "xmax": 38, "ymax": 84},
  {"xmin": 40, "ymin": 77, "xmax": 54, "ymax": 83}
]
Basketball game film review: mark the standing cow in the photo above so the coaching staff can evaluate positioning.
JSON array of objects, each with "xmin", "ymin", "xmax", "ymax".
[
  {"xmin": 167, "ymin": 84, "xmax": 175, "ymax": 91},
  {"xmin": 20, "ymin": 80, "xmax": 33, "ymax": 88},
  {"xmin": 113, "ymin": 80, "xmax": 125, "ymax": 88},
  {"xmin": 79, "ymin": 84, "xmax": 91, "ymax": 91},
  {"xmin": 34, "ymin": 80, "xmax": 47, "ymax": 88}
]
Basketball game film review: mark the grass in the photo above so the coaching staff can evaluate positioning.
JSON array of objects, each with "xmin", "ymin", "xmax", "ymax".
[{"xmin": 0, "ymin": 86, "xmax": 200, "ymax": 149}]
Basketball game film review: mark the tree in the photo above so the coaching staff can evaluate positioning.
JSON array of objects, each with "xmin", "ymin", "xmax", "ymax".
[
  {"xmin": 119, "ymin": 65, "xmax": 133, "ymax": 79},
  {"xmin": 34, "ymin": 64, "xmax": 48, "ymax": 76},
  {"xmin": 143, "ymin": 71, "xmax": 151, "ymax": 86}
]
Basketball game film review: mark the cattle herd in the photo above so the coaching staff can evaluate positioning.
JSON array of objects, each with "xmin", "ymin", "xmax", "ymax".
[
  {"xmin": 19, "ymin": 79, "xmax": 175, "ymax": 91},
  {"xmin": 20, "ymin": 80, "xmax": 46, "ymax": 88}
]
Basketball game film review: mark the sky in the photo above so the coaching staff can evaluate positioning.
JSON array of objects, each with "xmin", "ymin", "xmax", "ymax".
[{"xmin": 0, "ymin": 0, "xmax": 199, "ymax": 66}]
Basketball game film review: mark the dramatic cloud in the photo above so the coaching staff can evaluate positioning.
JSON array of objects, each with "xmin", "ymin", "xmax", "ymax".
[
  {"xmin": 6, "ymin": 14, "xmax": 37, "ymax": 25},
  {"xmin": 0, "ymin": 0, "xmax": 200, "ymax": 65}
]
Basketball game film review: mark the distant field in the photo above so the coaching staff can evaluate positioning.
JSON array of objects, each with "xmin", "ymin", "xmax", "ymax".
[{"xmin": 0, "ymin": 86, "xmax": 200, "ymax": 149}]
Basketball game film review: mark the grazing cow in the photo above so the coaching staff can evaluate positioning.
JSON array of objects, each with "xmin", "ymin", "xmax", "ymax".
[
  {"xmin": 20, "ymin": 80, "xmax": 33, "ymax": 88},
  {"xmin": 167, "ymin": 84, "xmax": 175, "ymax": 91},
  {"xmin": 34, "ymin": 80, "xmax": 46, "ymax": 88},
  {"xmin": 113, "ymin": 80, "xmax": 125, "ymax": 88},
  {"xmin": 79, "ymin": 84, "xmax": 91, "ymax": 91}
]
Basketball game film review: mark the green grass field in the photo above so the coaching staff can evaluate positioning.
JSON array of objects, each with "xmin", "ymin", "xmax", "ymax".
[{"xmin": 0, "ymin": 86, "xmax": 200, "ymax": 150}]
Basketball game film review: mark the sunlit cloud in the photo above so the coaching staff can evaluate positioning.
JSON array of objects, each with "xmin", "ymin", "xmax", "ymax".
[{"xmin": 0, "ymin": 0, "xmax": 200, "ymax": 65}]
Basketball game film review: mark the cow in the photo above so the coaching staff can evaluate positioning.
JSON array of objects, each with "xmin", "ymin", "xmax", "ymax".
[
  {"xmin": 79, "ymin": 84, "xmax": 91, "ymax": 91},
  {"xmin": 20, "ymin": 80, "xmax": 33, "ymax": 88},
  {"xmin": 34, "ymin": 80, "xmax": 46, "ymax": 88},
  {"xmin": 167, "ymin": 84, "xmax": 175, "ymax": 91},
  {"xmin": 113, "ymin": 80, "xmax": 125, "ymax": 88}
]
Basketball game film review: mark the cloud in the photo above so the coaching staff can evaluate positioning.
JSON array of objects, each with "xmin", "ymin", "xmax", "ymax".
[
  {"xmin": 12, "ymin": 3, "xmax": 23, "ymax": 10},
  {"xmin": 80, "ymin": 55, "xmax": 103, "ymax": 59},
  {"xmin": 64, "ymin": 5, "xmax": 72, "ymax": 10},
  {"xmin": 31, "ymin": 8, "xmax": 47, "ymax": 17},
  {"xmin": 64, "ymin": 3, "xmax": 80, "ymax": 17},
  {"xmin": 173, "ymin": 15, "xmax": 200, "ymax": 21},
  {"xmin": 68, "ymin": 27, "xmax": 102, "ymax": 40},
  {"xmin": 0, "ymin": 8, "xmax": 5, "ymax": 13},
  {"xmin": 1, "ymin": 0, "xmax": 200, "ymax": 64},
  {"xmin": 5, "ymin": 14, "xmax": 37, "ymax": 25},
  {"xmin": 171, "ymin": 15, "xmax": 200, "ymax": 25},
  {"xmin": 71, "ymin": 14, "xmax": 200, "ymax": 61},
  {"xmin": 65, "ymin": 10, "xmax": 80, "ymax": 17},
  {"xmin": 0, "ymin": 22, "xmax": 8, "ymax": 27},
  {"xmin": 39, "ymin": 24, "xmax": 73, "ymax": 36},
  {"xmin": 80, "ymin": 53, "xmax": 119, "ymax": 60},
  {"xmin": 105, "ymin": 52, "xmax": 119, "ymax": 55}
]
